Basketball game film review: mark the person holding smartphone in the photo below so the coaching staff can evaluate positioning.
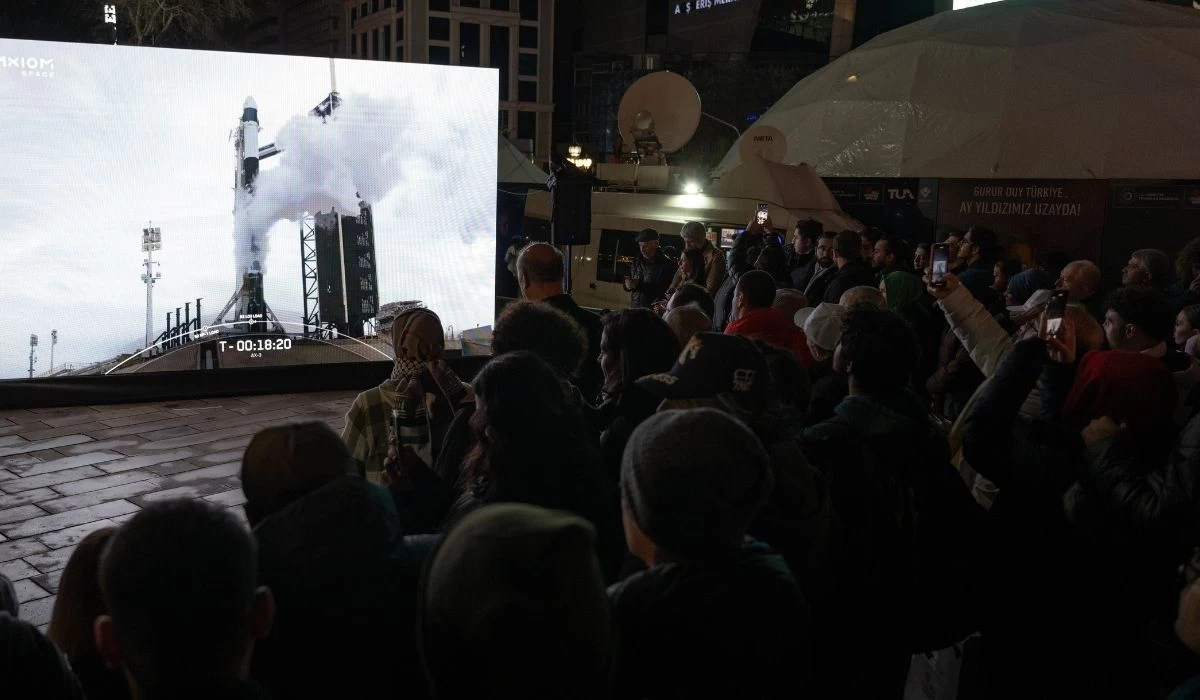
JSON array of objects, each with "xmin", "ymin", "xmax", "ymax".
[{"xmin": 625, "ymin": 228, "xmax": 674, "ymax": 309}]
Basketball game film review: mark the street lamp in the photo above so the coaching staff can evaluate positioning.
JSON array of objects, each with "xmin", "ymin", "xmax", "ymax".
[
  {"xmin": 28, "ymin": 334, "xmax": 37, "ymax": 379},
  {"xmin": 141, "ymin": 225, "xmax": 162, "ymax": 350},
  {"xmin": 50, "ymin": 329, "xmax": 57, "ymax": 373},
  {"xmin": 567, "ymin": 144, "xmax": 593, "ymax": 171}
]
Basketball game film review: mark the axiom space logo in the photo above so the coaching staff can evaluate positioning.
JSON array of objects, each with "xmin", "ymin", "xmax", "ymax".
[{"xmin": 2, "ymin": 56, "xmax": 55, "ymax": 79}]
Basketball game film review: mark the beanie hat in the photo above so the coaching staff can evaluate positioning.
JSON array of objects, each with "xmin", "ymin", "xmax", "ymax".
[
  {"xmin": 620, "ymin": 408, "xmax": 772, "ymax": 558},
  {"xmin": 1006, "ymin": 268, "xmax": 1056, "ymax": 307},
  {"xmin": 420, "ymin": 504, "xmax": 610, "ymax": 695},
  {"xmin": 636, "ymin": 228, "xmax": 659, "ymax": 243}
]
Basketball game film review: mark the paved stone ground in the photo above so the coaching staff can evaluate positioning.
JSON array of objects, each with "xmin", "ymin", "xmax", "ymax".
[{"xmin": 0, "ymin": 390, "xmax": 357, "ymax": 629}]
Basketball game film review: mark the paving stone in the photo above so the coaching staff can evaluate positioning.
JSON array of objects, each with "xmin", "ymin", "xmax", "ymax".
[
  {"xmin": 0, "ymin": 435, "xmax": 92, "ymax": 458},
  {"xmin": 50, "ymin": 470, "xmax": 158, "ymax": 497},
  {"xmin": 194, "ymin": 436, "xmax": 254, "ymax": 454},
  {"xmin": 16, "ymin": 422, "xmax": 110, "ymax": 442},
  {"xmin": 39, "ymin": 411, "xmax": 103, "ymax": 428},
  {"xmin": 38, "ymin": 479, "xmax": 165, "ymax": 514},
  {"xmin": 0, "ymin": 424, "xmax": 38, "ymax": 438},
  {"xmin": 0, "ymin": 539, "xmax": 46, "ymax": 563},
  {"xmin": 60, "ymin": 438, "xmax": 143, "ymax": 456},
  {"xmin": 0, "ymin": 410, "xmax": 42, "ymax": 424},
  {"xmin": 14, "ymin": 578, "xmax": 49, "ymax": 603},
  {"xmin": 191, "ymin": 408, "xmax": 299, "ymax": 432},
  {"xmin": 0, "ymin": 466, "xmax": 106, "ymax": 494},
  {"xmin": 0, "ymin": 558, "xmax": 39, "ymax": 581},
  {"xmin": 160, "ymin": 461, "xmax": 241, "ymax": 484},
  {"xmin": 0, "ymin": 435, "xmax": 29, "ymax": 448},
  {"xmin": 23, "ymin": 545, "xmax": 75, "ymax": 573},
  {"xmin": 97, "ymin": 449, "xmax": 199, "ymax": 474},
  {"xmin": 0, "ymin": 469, "xmax": 14, "ymax": 482},
  {"xmin": 0, "ymin": 504, "xmax": 46, "ymax": 526},
  {"xmin": 1, "ymin": 500, "xmax": 139, "ymax": 539},
  {"xmin": 19, "ymin": 595, "xmax": 56, "ymax": 626},
  {"xmin": 134, "ymin": 425, "xmax": 200, "ymax": 441},
  {"xmin": 36, "ymin": 519, "xmax": 122, "ymax": 552},
  {"xmin": 85, "ymin": 404, "xmax": 161, "ymax": 420},
  {"xmin": 196, "ymin": 449, "xmax": 246, "ymax": 465},
  {"xmin": 89, "ymin": 415, "xmax": 204, "ymax": 439},
  {"xmin": 32, "ymin": 569, "xmax": 63, "ymax": 593},
  {"xmin": 0, "ymin": 488, "xmax": 59, "ymax": 510},
  {"xmin": 144, "ymin": 460, "xmax": 203, "ymax": 477},
  {"xmin": 204, "ymin": 488, "xmax": 247, "ymax": 508},
  {"xmin": 97, "ymin": 407, "xmax": 237, "ymax": 430},
  {"xmin": 134, "ymin": 481, "xmax": 231, "ymax": 505},
  {"xmin": 136, "ymin": 423, "xmax": 262, "ymax": 451},
  {"xmin": 0, "ymin": 454, "xmax": 45, "ymax": 470},
  {"xmin": 110, "ymin": 512, "xmax": 138, "ymax": 525},
  {"xmin": 9, "ymin": 451, "xmax": 126, "ymax": 478}
]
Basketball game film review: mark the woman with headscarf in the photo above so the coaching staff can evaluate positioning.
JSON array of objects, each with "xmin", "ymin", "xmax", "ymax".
[
  {"xmin": 341, "ymin": 307, "xmax": 473, "ymax": 483},
  {"xmin": 881, "ymin": 270, "xmax": 942, "ymax": 384}
]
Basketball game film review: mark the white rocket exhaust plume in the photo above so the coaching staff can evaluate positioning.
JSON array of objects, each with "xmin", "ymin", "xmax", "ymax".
[{"xmin": 232, "ymin": 91, "xmax": 476, "ymax": 281}]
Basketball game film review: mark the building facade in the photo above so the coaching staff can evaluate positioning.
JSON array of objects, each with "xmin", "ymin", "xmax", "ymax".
[{"xmin": 345, "ymin": 0, "xmax": 555, "ymax": 165}]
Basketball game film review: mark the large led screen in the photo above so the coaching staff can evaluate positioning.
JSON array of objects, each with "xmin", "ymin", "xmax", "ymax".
[{"xmin": 0, "ymin": 39, "xmax": 497, "ymax": 380}]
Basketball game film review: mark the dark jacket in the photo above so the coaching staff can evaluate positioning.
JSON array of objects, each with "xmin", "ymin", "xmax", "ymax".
[
  {"xmin": 711, "ymin": 272, "xmax": 739, "ymax": 332},
  {"xmin": 607, "ymin": 539, "xmax": 812, "ymax": 699},
  {"xmin": 250, "ymin": 477, "xmax": 435, "ymax": 700},
  {"xmin": 68, "ymin": 653, "xmax": 130, "ymax": 700},
  {"xmin": 545, "ymin": 294, "xmax": 604, "ymax": 402},
  {"xmin": 960, "ymin": 339, "xmax": 1165, "ymax": 699},
  {"xmin": 804, "ymin": 390, "xmax": 985, "ymax": 698},
  {"xmin": 956, "ymin": 261, "xmax": 995, "ymax": 299},
  {"xmin": 448, "ymin": 441, "xmax": 627, "ymax": 583},
  {"xmin": 597, "ymin": 385, "xmax": 662, "ymax": 483},
  {"xmin": 822, "ymin": 259, "xmax": 877, "ymax": 305},
  {"xmin": 799, "ymin": 260, "xmax": 836, "ymax": 304},
  {"xmin": 629, "ymin": 250, "xmax": 675, "ymax": 309}
]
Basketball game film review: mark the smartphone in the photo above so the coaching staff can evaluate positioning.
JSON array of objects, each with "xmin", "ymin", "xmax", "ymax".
[
  {"xmin": 1042, "ymin": 289, "xmax": 1070, "ymax": 339},
  {"xmin": 756, "ymin": 202, "xmax": 770, "ymax": 225},
  {"xmin": 931, "ymin": 243, "xmax": 951, "ymax": 286}
]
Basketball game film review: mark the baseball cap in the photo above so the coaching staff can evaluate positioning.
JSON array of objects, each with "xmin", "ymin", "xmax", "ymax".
[
  {"xmin": 1006, "ymin": 288, "xmax": 1054, "ymax": 317},
  {"xmin": 795, "ymin": 303, "xmax": 846, "ymax": 352},
  {"xmin": 635, "ymin": 332, "xmax": 769, "ymax": 401},
  {"xmin": 635, "ymin": 228, "xmax": 659, "ymax": 243}
]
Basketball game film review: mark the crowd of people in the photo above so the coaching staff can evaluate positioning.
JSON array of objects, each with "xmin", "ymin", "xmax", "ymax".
[{"xmin": 7, "ymin": 222, "xmax": 1200, "ymax": 699}]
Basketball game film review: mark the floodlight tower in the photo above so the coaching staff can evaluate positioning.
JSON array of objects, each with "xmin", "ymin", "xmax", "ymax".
[
  {"xmin": 104, "ymin": 4, "xmax": 117, "ymax": 44},
  {"xmin": 141, "ymin": 226, "xmax": 162, "ymax": 349},
  {"xmin": 50, "ymin": 330, "xmax": 57, "ymax": 373},
  {"xmin": 28, "ymin": 334, "xmax": 37, "ymax": 379}
]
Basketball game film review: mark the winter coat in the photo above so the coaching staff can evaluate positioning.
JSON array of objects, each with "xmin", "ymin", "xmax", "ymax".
[
  {"xmin": 250, "ymin": 476, "xmax": 436, "ymax": 699},
  {"xmin": 803, "ymin": 390, "xmax": 986, "ymax": 698},
  {"xmin": 960, "ymin": 339, "xmax": 1161, "ymax": 699},
  {"xmin": 545, "ymin": 294, "xmax": 604, "ymax": 402},
  {"xmin": 597, "ymin": 385, "xmax": 663, "ymax": 483},
  {"xmin": 607, "ymin": 539, "xmax": 812, "ymax": 700},
  {"xmin": 628, "ymin": 250, "xmax": 675, "ymax": 308},
  {"xmin": 711, "ymin": 273, "xmax": 739, "ymax": 332},
  {"xmin": 822, "ymin": 259, "xmax": 877, "ymax": 305}
]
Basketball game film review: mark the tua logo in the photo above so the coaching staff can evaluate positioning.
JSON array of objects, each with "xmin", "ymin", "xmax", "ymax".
[{"xmin": 888, "ymin": 188, "xmax": 915, "ymax": 201}]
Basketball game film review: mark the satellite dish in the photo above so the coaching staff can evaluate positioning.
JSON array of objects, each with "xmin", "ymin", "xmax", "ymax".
[
  {"xmin": 617, "ymin": 72, "xmax": 702, "ymax": 155},
  {"xmin": 738, "ymin": 124, "xmax": 788, "ymax": 164}
]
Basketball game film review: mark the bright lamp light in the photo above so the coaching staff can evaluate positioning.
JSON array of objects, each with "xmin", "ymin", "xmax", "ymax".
[{"xmin": 683, "ymin": 181, "xmax": 701, "ymax": 194}]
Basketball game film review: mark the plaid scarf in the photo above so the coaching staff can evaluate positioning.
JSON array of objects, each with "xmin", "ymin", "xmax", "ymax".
[{"xmin": 387, "ymin": 358, "xmax": 471, "ymax": 472}]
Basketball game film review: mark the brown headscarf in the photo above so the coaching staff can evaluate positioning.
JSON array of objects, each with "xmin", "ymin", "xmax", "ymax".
[{"xmin": 387, "ymin": 309, "xmax": 471, "ymax": 474}]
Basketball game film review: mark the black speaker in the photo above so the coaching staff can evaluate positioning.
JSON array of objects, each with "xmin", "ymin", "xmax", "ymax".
[{"xmin": 548, "ymin": 152, "xmax": 592, "ymax": 246}]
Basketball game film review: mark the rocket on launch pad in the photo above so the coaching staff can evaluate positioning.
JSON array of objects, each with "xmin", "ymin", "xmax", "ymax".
[{"xmin": 214, "ymin": 97, "xmax": 284, "ymax": 334}]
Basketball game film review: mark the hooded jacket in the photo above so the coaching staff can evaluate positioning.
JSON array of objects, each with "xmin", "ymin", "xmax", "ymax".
[
  {"xmin": 607, "ymin": 539, "xmax": 811, "ymax": 700},
  {"xmin": 250, "ymin": 477, "xmax": 436, "ymax": 699}
]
